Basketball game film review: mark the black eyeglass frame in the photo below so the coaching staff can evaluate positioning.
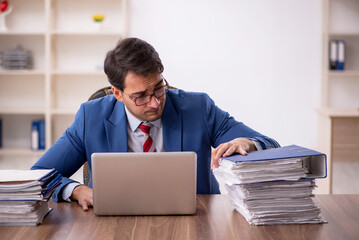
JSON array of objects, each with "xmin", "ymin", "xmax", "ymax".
[{"xmin": 123, "ymin": 78, "xmax": 169, "ymax": 106}]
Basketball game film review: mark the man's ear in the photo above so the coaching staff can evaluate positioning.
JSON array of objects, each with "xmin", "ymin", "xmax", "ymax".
[{"xmin": 112, "ymin": 86, "xmax": 124, "ymax": 102}]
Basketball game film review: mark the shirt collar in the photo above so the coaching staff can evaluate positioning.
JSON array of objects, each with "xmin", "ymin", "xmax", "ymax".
[{"xmin": 124, "ymin": 106, "xmax": 162, "ymax": 132}]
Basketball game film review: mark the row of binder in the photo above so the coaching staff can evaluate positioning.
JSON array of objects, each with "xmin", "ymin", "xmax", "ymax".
[
  {"xmin": 329, "ymin": 40, "xmax": 345, "ymax": 71},
  {"xmin": 0, "ymin": 119, "xmax": 45, "ymax": 150},
  {"xmin": 31, "ymin": 120, "xmax": 45, "ymax": 150}
]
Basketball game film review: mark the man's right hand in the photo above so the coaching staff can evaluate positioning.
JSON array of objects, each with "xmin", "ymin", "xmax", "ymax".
[{"xmin": 70, "ymin": 185, "xmax": 93, "ymax": 211}]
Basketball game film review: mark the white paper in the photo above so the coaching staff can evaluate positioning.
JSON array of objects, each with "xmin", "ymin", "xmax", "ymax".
[
  {"xmin": 0, "ymin": 169, "xmax": 54, "ymax": 182},
  {"xmin": 214, "ymin": 157, "xmax": 326, "ymax": 225}
]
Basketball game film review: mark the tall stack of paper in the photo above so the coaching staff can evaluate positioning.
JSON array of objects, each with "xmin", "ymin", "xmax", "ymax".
[
  {"xmin": 0, "ymin": 169, "xmax": 61, "ymax": 226},
  {"xmin": 213, "ymin": 145, "xmax": 327, "ymax": 225}
]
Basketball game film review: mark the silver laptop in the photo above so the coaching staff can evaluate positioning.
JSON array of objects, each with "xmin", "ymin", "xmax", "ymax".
[{"xmin": 91, "ymin": 152, "xmax": 197, "ymax": 215}]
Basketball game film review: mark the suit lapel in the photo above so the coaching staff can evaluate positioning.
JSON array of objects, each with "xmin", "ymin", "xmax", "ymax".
[
  {"xmin": 162, "ymin": 96, "xmax": 182, "ymax": 151},
  {"xmin": 103, "ymin": 95, "xmax": 182, "ymax": 152},
  {"xmin": 104, "ymin": 101, "xmax": 128, "ymax": 152}
]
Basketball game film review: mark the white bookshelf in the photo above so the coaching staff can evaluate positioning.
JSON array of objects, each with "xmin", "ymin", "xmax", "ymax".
[
  {"xmin": 317, "ymin": 0, "xmax": 359, "ymax": 194},
  {"xmin": 0, "ymin": 0, "xmax": 128, "ymax": 160},
  {"xmin": 321, "ymin": 0, "xmax": 359, "ymax": 109}
]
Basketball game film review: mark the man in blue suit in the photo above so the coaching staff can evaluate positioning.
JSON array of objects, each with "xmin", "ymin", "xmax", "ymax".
[{"xmin": 32, "ymin": 38, "xmax": 280, "ymax": 211}]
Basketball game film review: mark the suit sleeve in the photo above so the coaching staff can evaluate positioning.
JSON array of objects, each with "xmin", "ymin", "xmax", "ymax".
[
  {"xmin": 202, "ymin": 94, "xmax": 280, "ymax": 149},
  {"xmin": 31, "ymin": 104, "xmax": 87, "ymax": 202}
]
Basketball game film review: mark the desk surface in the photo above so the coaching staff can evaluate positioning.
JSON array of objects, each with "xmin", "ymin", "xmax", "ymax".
[{"xmin": 1, "ymin": 195, "xmax": 359, "ymax": 240}]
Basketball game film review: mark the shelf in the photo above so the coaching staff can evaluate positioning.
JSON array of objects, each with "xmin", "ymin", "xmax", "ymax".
[
  {"xmin": 0, "ymin": 0, "xmax": 127, "ymax": 159},
  {"xmin": 0, "ymin": 32, "xmax": 45, "ymax": 36},
  {"xmin": 328, "ymin": 70, "xmax": 359, "ymax": 77},
  {"xmin": 316, "ymin": 107, "xmax": 359, "ymax": 117},
  {"xmin": 51, "ymin": 70, "xmax": 105, "ymax": 76},
  {"xmin": 328, "ymin": 32, "xmax": 359, "ymax": 38},
  {"xmin": 51, "ymin": 109, "xmax": 77, "ymax": 115},
  {"xmin": 52, "ymin": 35, "xmax": 115, "ymax": 72},
  {"xmin": 0, "ymin": 108, "xmax": 46, "ymax": 115},
  {"xmin": 52, "ymin": 0, "xmax": 127, "ymax": 36},
  {"xmin": 318, "ymin": 0, "xmax": 359, "ymax": 195},
  {"xmin": 0, "ymin": 147, "xmax": 45, "ymax": 156},
  {"xmin": 51, "ymin": 30, "xmax": 124, "ymax": 36},
  {"xmin": 0, "ymin": 70, "xmax": 46, "ymax": 76},
  {"xmin": 0, "ymin": 35, "xmax": 46, "ymax": 70}
]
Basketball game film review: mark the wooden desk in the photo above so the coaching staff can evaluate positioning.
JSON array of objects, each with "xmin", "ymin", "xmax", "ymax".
[{"xmin": 1, "ymin": 195, "xmax": 359, "ymax": 240}]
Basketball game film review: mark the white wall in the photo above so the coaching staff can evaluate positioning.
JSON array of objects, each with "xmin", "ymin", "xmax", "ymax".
[{"xmin": 128, "ymin": 0, "xmax": 322, "ymax": 149}]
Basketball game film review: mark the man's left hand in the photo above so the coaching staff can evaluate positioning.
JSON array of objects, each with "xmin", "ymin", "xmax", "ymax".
[{"xmin": 211, "ymin": 138, "xmax": 257, "ymax": 170}]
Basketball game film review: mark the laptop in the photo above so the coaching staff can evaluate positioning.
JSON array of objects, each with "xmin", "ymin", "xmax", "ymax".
[{"xmin": 91, "ymin": 152, "xmax": 197, "ymax": 215}]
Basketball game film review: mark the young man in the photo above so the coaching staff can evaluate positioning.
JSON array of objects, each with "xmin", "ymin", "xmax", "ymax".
[{"xmin": 32, "ymin": 38, "xmax": 280, "ymax": 211}]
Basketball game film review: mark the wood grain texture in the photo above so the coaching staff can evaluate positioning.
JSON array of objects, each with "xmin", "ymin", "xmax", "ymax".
[
  {"xmin": 1, "ymin": 195, "xmax": 359, "ymax": 240},
  {"xmin": 332, "ymin": 117, "xmax": 359, "ymax": 162}
]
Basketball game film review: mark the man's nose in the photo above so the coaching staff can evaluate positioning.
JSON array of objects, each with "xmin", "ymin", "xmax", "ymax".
[{"xmin": 147, "ymin": 95, "xmax": 160, "ymax": 108}]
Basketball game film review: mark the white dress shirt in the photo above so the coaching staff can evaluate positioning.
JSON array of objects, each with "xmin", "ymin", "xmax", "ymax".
[{"xmin": 125, "ymin": 106, "xmax": 165, "ymax": 152}]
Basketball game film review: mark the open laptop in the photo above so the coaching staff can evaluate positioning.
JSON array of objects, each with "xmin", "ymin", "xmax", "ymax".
[{"xmin": 91, "ymin": 152, "xmax": 197, "ymax": 215}]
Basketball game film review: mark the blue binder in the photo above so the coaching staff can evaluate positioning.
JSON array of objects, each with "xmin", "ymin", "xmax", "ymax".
[
  {"xmin": 221, "ymin": 145, "xmax": 327, "ymax": 179},
  {"xmin": 31, "ymin": 120, "xmax": 45, "ymax": 150},
  {"xmin": 37, "ymin": 120, "xmax": 45, "ymax": 150},
  {"xmin": 337, "ymin": 40, "xmax": 345, "ymax": 71}
]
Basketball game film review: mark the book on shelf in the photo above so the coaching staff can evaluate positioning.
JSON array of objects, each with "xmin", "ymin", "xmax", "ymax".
[
  {"xmin": 337, "ymin": 40, "xmax": 345, "ymax": 71},
  {"xmin": 0, "ymin": 169, "xmax": 61, "ymax": 226},
  {"xmin": 329, "ymin": 40, "xmax": 337, "ymax": 70},
  {"xmin": 329, "ymin": 40, "xmax": 346, "ymax": 71},
  {"xmin": 213, "ymin": 145, "xmax": 327, "ymax": 225},
  {"xmin": 31, "ymin": 120, "xmax": 45, "ymax": 150}
]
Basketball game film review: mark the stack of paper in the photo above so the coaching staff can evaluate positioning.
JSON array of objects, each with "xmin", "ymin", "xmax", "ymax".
[
  {"xmin": 0, "ymin": 169, "xmax": 61, "ymax": 226},
  {"xmin": 213, "ymin": 145, "xmax": 327, "ymax": 225},
  {"xmin": 214, "ymin": 157, "xmax": 308, "ymax": 184}
]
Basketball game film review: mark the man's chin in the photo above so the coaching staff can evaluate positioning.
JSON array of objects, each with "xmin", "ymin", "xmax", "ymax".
[
  {"xmin": 144, "ymin": 114, "xmax": 161, "ymax": 122},
  {"xmin": 143, "ymin": 111, "xmax": 163, "ymax": 122}
]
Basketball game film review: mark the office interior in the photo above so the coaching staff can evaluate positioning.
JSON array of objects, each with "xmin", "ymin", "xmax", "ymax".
[{"xmin": 0, "ymin": 0, "xmax": 358, "ymax": 195}]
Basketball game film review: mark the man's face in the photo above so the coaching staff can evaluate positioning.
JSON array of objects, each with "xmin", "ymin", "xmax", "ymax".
[{"xmin": 112, "ymin": 72, "xmax": 166, "ymax": 122}]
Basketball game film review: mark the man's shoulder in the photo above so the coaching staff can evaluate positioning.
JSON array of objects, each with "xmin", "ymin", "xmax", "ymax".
[
  {"xmin": 167, "ymin": 89, "xmax": 209, "ymax": 101},
  {"xmin": 84, "ymin": 94, "xmax": 117, "ymax": 105},
  {"xmin": 166, "ymin": 89, "xmax": 213, "ymax": 112},
  {"xmin": 81, "ymin": 95, "xmax": 122, "ymax": 114}
]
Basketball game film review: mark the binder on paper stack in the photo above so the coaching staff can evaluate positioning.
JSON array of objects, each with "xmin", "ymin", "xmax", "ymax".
[
  {"xmin": 0, "ymin": 169, "xmax": 61, "ymax": 226},
  {"xmin": 213, "ymin": 145, "xmax": 327, "ymax": 225}
]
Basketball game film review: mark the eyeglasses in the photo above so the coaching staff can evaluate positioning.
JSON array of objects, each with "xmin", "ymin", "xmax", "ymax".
[{"xmin": 123, "ymin": 79, "xmax": 169, "ymax": 106}]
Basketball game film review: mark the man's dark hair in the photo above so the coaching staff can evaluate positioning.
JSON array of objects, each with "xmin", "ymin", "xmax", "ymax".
[{"xmin": 104, "ymin": 38, "xmax": 164, "ymax": 91}]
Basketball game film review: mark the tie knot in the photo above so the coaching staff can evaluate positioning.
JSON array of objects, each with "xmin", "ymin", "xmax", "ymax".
[{"xmin": 139, "ymin": 122, "xmax": 151, "ymax": 135}]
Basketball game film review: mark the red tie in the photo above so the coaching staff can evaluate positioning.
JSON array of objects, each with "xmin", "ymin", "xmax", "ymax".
[{"xmin": 139, "ymin": 122, "xmax": 157, "ymax": 152}]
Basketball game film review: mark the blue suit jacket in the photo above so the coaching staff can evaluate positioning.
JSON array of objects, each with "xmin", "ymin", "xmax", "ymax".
[{"xmin": 32, "ymin": 89, "xmax": 280, "ymax": 201}]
